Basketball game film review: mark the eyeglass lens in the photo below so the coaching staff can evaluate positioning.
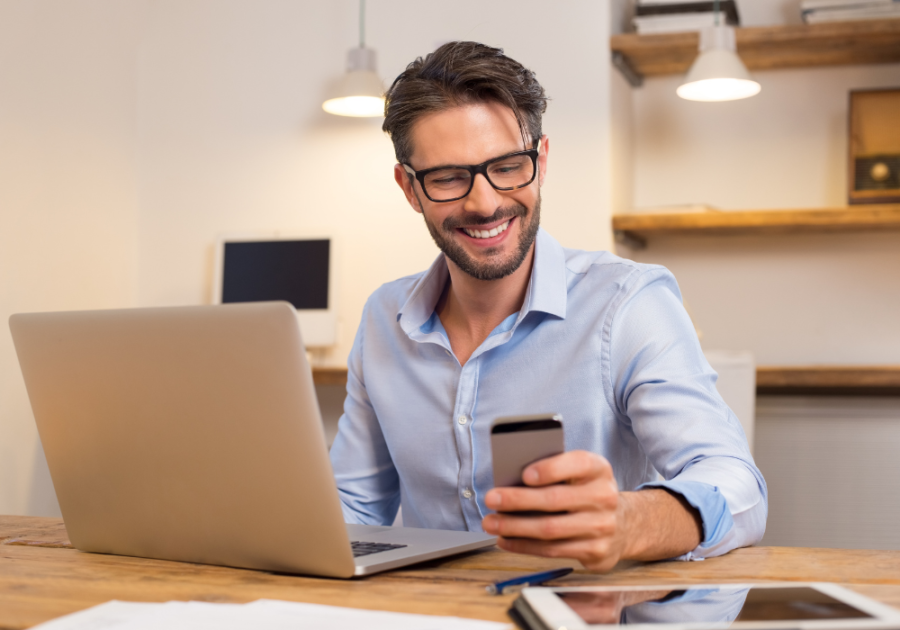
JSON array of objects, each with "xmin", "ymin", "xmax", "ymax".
[{"xmin": 422, "ymin": 154, "xmax": 535, "ymax": 201}]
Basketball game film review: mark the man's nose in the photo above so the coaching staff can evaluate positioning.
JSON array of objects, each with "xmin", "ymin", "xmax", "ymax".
[{"xmin": 463, "ymin": 173, "xmax": 504, "ymax": 216}]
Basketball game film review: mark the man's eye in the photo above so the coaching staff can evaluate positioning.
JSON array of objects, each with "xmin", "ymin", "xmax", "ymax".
[
  {"xmin": 427, "ymin": 171, "xmax": 469, "ymax": 187},
  {"xmin": 490, "ymin": 162, "xmax": 525, "ymax": 175}
]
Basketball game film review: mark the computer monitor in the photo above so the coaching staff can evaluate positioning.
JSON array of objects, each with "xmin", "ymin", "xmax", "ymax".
[{"xmin": 212, "ymin": 236, "xmax": 337, "ymax": 347}]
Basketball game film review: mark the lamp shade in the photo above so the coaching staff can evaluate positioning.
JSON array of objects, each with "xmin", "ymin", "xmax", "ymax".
[
  {"xmin": 322, "ymin": 47, "xmax": 385, "ymax": 117},
  {"xmin": 677, "ymin": 25, "xmax": 760, "ymax": 102}
]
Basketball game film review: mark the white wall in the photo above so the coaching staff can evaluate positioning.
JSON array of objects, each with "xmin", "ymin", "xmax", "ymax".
[
  {"xmin": 631, "ymin": 65, "xmax": 900, "ymax": 213},
  {"xmin": 617, "ymin": 0, "xmax": 900, "ymax": 365},
  {"xmin": 756, "ymin": 396, "xmax": 900, "ymax": 549},
  {"xmin": 135, "ymin": 0, "xmax": 614, "ymax": 366},
  {"xmin": 0, "ymin": 0, "xmax": 614, "ymax": 515},
  {"xmin": 0, "ymin": 0, "xmax": 144, "ymax": 516}
]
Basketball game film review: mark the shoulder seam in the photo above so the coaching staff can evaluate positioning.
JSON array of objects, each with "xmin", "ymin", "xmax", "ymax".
[
  {"xmin": 599, "ymin": 264, "xmax": 673, "ymax": 423},
  {"xmin": 564, "ymin": 255, "xmax": 666, "ymax": 278}
]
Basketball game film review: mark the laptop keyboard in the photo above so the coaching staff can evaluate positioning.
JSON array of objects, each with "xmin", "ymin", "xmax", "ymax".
[{"xmin": 350, "ymin": 541, "xmax": 408, "ymax": 558}]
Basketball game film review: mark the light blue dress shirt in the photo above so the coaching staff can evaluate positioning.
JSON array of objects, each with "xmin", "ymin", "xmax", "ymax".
[{"xmin": 329, "ymin": 228, "xmax": 767, "ymax": 559}]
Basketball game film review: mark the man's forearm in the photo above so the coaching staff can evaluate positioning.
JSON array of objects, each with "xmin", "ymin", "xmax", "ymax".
[{"xmin": 619, "ymin": 488, "xmax": 703, "ymax": 561}]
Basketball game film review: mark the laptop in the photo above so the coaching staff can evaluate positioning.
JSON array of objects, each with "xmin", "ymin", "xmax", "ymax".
[{"xmin": 9, "ymin": 302, "xmax": 495, "ymax": 578}]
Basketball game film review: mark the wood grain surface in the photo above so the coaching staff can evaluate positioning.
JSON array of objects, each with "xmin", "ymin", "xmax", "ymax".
[
  {"xmin": 311, "ymin": 366, "xmax": 350, "ymax": 386},
  {"xmin": 612, "ymin": 205, "xmax": 900, "ymax": 240},
  {"xmin": 757, "ymin": 366, "xmax": 900, "ymax": 396},
  {"xmin": 313, "ymin": 365, "xmax": 900, "ymax": 396},
  {"xmin": 611, "ymin": 19, "xmax": 900, "ymax": 77},
  {"xmin": 3, "ymin": 517, "xmax": 900, "ymax": 629}
]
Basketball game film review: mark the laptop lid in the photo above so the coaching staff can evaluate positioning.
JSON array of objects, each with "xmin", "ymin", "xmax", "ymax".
[{"xmin": 9, "ymin": 302, "xmax": 358, "ymax": 578}]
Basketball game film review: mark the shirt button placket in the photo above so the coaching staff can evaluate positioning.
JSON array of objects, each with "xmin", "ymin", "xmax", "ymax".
[{"xmin": 453, "ymin": 358, "xmax": 480, "ymax": 530}]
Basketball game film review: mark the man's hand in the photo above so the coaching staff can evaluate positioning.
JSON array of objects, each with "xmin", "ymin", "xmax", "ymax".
[{"xmin": 481, "ymin": 450, "xmax": 703, "ymax": 572}]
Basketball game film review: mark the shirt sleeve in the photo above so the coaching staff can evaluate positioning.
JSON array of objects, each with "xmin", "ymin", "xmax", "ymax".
[
  {"xmin": 607, "ymin": 269, "xmax": 768, "ymax": 560},
  {"xmin": 328, "ymin": 299, "xmax": 401, "ymax": 525}
]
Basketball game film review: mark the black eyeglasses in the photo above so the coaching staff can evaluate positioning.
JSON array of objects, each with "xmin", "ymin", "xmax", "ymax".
[{"xmin": 402, "ymin": 140, "xmax": 541, "ymax": 203}]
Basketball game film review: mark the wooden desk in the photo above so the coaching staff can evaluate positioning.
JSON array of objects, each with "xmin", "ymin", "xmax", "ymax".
[
  {"xmin": 315, "ymin": 366, "xmax": 900, "ymax": 396},
  {"xmin": 3, "ymin": 516, "xmax": 900, "ymax": 629}
]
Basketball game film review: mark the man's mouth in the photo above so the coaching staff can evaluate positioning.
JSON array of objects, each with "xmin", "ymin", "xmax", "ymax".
[{"xmin": 461, "ymin": 219, "xmax": 511, "ymax": 240}]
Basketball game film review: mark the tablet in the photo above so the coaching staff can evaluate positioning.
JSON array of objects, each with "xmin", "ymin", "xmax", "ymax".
[{"xmin": 514, "ymin": 583, "xmax": 900, "ymax": 630}]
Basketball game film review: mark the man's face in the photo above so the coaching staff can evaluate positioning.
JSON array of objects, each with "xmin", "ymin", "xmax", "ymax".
[{"xmin": 394, "ymin": 102, "xmax": 548, "ymax": 281}]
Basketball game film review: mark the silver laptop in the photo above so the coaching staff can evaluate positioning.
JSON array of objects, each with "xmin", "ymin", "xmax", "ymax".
[{"xmin": 9, "ymin": 302, "xmax": 495, "ymax": 577}]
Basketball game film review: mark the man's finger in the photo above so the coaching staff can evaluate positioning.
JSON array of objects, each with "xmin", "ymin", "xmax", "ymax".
[
  {"xmin": 483, "ymin": 509, "xmax": 617, "ymax": 541},
  {"xmin": 496, "ymin": 535, "xmax": 621, "ymax": 573},
  {"xmin": 485, "ymin": 477, "xmax": 617, "ymax": 513},
  {"xmin": 522, "ymin": 450, "xmax": 613, "ymax": 487}
]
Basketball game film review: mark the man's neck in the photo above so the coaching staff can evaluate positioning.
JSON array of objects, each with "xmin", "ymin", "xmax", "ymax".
[{"xmin": 436, "ymin": 244, "xmax": 535, "ymax": 366}]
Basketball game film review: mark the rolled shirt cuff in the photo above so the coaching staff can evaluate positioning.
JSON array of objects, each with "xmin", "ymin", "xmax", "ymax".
[{"xmin": 636, "ymin": 479, "xmax": 735, "ymax": 561}]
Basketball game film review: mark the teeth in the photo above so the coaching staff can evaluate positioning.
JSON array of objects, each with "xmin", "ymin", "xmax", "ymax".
[{"xmin": 464, "ymin": 220, "xmax": 510, "ymax": 239}]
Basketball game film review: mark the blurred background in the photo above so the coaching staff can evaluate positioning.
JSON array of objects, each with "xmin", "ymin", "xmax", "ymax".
[{"xmin": 1, "ymin": 0, "xmax": 898, "ymax": 550}]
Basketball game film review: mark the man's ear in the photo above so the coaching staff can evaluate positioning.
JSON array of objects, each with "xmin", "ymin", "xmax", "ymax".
[
  {"xmin": 537, "ymin": 135, "xmax": 549, "ymax": 188},
  {"xmin": 394, "ymin": 164, "xmax": 423, "ymax": 214}
]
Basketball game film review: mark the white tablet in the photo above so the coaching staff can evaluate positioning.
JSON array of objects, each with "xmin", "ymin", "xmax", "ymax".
[{"xmin": 516, "ymin": 583, "xmax": 900, "ymax": 630}]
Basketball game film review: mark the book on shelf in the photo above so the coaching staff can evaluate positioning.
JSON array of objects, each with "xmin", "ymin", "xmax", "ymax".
[
  {"xmin": 634, "ymin": 11, "xmax": 739, "ymax": 34},
  {"xmin": 636, "ymin": 0, "xmax": 741, "ymax": 24},
  {"xmin": 800, "ymin": 0, "xmax": 894, "ymax": 9},
  {"xmin": 803, "ymin": 1, "xmax": 900, "ymax": 22}
]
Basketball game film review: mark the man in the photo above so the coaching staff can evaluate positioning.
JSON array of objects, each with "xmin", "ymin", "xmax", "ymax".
[{"xmin": 329, "ymin": 41, "xmax": 766, "ymax": 572}]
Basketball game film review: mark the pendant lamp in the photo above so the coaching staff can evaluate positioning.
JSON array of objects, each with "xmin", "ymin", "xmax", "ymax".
[
  {"xmin": 676, "ymin": 1, "xmax": 760, "ymax": 102},
  {"xmin": 322, "ymin": 0, "xmax": 384, "ymax": 117}
]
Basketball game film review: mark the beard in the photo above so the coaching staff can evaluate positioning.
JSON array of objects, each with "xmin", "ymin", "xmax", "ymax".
[{"xmin": 422, "ymin": 193, "xmax": 542, "ymax": 281}]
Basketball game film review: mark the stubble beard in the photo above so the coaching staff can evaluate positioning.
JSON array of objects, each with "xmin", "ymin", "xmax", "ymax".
[{"xmin": 421, "ymin": 193, "xmax": 542, "ymax": 282}]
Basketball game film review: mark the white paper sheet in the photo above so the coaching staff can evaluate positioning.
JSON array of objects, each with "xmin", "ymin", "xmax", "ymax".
[{"xmin": 31, "ymin": 599, "xmax": 511, "ymax": 630}]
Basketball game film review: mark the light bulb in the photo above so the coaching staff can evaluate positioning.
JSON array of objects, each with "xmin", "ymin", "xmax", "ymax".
[
  {"xmin": 322, "ymin": 95, "xmax": 385, "ymax": 117},
  {"xmin": 677, "ymin": 77, "xmax": 761, "ymax": 102}
]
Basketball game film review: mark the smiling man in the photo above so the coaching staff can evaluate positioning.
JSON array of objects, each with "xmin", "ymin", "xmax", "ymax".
[{"xmin": 328, "ymin": 42, "xmax": 767, "ymax": 571}]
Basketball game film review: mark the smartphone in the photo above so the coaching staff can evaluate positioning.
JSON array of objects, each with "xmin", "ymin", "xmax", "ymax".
[{"xmin": 490, "ymin": 413, "xmax": 565, "ymax": 489}]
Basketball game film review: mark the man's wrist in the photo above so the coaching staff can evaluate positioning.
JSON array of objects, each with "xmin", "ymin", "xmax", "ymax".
[
  {"xmin": 617, "ymin": 489, "xmax": 703, "ymax": 562},
  {"xmin": 617, "ymin": 490, "xmax": 646, "ymax": 560}
]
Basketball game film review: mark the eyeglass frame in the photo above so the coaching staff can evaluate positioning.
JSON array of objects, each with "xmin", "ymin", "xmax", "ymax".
[{"xmin": 401, "ymin": 139, "xmax": 542, "ymax": 203}]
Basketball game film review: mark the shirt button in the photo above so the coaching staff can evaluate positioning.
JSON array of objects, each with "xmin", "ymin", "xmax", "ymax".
[
  {"xmin": 457, "ymin": 415, "xmax": 468, "ymax": 425},
  {"xmin": 462, "ymin": 489, "xmax": 473, "ymax": 499}
]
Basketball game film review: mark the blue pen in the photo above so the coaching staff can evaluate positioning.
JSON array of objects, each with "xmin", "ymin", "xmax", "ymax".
[{"xmin": 485, "ymin": 567, "xmax": 574, "ymax": 595}]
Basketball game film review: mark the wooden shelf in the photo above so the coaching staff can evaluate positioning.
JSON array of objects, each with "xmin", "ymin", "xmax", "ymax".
[
  {"xmin": 611, "ymin": 19, "xmax": 900, "ymax": 79},
  {"xmin": 311, "ymin": 366, "xmax": 350, "ymax": 386},
  {"xmin": 315, "ymin": 365, "xmax": 900, "ymax": 395},
  {"xmin": 757, "ymin": 366, "xmax": 900, "ymax": 396},
  {"xmin": 612, "ymin": 204, "xmax": 900, "ymax": 247}
]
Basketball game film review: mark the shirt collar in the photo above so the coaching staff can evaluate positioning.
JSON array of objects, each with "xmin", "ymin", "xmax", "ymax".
[
  {"xmin": 397, "ymin": 227, "xmax": 568, "ymax": 335},
  {"xmin": 522, "ymin": 228, "xmax": 568, "ymax": 321},
  {"xmin": 397, "ymin": 253, "xmax": 450, "ymax": 335}
]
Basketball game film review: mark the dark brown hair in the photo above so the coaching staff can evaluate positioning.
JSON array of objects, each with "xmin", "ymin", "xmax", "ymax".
[{"xmin": 382, "ymin": 41, "xmax": 548, "ymax": 164}]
